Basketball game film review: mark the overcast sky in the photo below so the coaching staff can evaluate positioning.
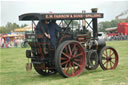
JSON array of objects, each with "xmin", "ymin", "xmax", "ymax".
[{"xmin": 0, "ymin": 0, "xmax": 128, "ymax": 26}]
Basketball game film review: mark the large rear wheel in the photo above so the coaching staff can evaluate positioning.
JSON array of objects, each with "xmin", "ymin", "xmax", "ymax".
[{"xmin": 55, "ymin": 41, "xmax": 86, "ymax": 78}]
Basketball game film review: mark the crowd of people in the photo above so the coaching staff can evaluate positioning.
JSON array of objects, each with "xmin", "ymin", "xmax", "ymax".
[
  {"xmin": 0, "ymin": 37, "xmax": 24, "ymax": 48},
  {"xmin": 107, "ymin": 34, "xmax": 128, "ymax": 41}
]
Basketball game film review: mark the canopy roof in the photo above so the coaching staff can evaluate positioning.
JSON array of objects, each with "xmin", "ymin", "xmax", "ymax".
[
  {"xmin": 105, "ymin": 27, "xmax": 117, "ymax": 31},
  {"xmin": 14, "ymin": 25, "xmax": 35, "ymax": 32},
  {"xmin": 2, "ymin": 34, "xmax": 23, "ymax": 38},
  {"xmin": 19, "ymin": 12, "xmax": 103, "ymax": 21}
]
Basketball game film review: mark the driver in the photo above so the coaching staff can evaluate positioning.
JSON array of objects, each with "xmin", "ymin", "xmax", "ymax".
[
  {"xmin": 35, "ymin": 20, "xmax": 50, "ymax": 54},
  {"xmin": 36, "ymin": 20, "xmax": 50, "ymax": 39}
]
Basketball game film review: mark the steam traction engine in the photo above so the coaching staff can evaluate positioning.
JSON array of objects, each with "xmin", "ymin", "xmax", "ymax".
[{"xmin": 19, "ymin": 8, "xmax": 119, "ymax": 78}]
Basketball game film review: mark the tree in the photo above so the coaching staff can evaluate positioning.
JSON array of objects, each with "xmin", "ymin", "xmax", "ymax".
[
  {"xmin": 0, "ymin": 22, "xmax": 20, "ymax": 34},
  {"xmin": 5, "ymin": 22, "xmax": 20, "ymax": 32},
  {"xmin": 20, "ymin": 24, "xmax": 28, "ymax": 28},
  {"xmin": 98, "ymin": 21, "xmax": 112, "ymax": 32},
  {"xmin": 0, "ymin": 26, "xmax": 9, "ymax": 34}
]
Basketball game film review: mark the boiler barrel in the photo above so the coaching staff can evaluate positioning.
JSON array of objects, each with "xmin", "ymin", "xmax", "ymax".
[{"xmin": 97, "ymin": 39, "xmax": 106, "ymax": 50}]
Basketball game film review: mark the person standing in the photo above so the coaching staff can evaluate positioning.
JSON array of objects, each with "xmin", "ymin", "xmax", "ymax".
[
  {"xmin": 36, "ymin": 20, "xmax": 50, "ymax": 40},
  {"xmin": 48, "ymin": 20, "xmax": 61, "ymax": 48},
  {"xmin": 0, "ymin": 36, "xmax": 2, "ymax": 48},
  {"xmin": 35, "ymin": 20, "xmax": 50, "ymax": 54}
]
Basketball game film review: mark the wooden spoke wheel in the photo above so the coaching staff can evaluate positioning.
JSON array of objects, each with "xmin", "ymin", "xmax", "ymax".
[
  {"xmin": 99, "ymin": 46, "xmax": 118, "ymax": 70},
  {"xmin": 55, "ymin": 41, "xmax": 86, "ymax": 78},
  {"xmin": 32, "ymin": 59, "xmax": 57, "ymax": 76},
  {"xmin": 86, "ymin": 51, "xmax": 99, "ymax": 70}
]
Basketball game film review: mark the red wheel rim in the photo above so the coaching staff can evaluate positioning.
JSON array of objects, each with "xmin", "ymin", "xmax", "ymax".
[
  {"xmin": 60, "ymin": 42, "xmax": 85, "ymax": 77},
  {"xmin": 101, "ymin": 48, "xmax": 118, "ymax": 70}
]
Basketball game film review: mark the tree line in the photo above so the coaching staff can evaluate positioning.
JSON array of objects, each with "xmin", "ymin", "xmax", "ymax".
[
  {"xmin": 98, "ymin": 19, "xmax": 128, "ymax": 32},
  {"xmin": 0, "ymin": 19, "xmax": 128, "ymax": 34},
  {"xmin": 0, "ymin": 22, "xmax": 27, "ymax": 34}
]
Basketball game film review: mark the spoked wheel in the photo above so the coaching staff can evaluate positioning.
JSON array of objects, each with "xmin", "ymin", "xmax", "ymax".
[
  {"xmin": 99, "ymin": 46, "xmax": 118, "ymax": 70},
  {"xmin": 32, "ymin": 59, "xmax": 57, "ymax": 76},
  {"xmin": 86, "ymin": 51, "xmax": 99, "ymax": 70},
  {"xmin": 55, "ymin": 41, "xmax": 86, "ymax": 78}
]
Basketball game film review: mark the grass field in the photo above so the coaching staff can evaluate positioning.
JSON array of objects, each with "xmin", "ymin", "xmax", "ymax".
[{"xmin": 0, "ymin": 40, "xmax": 128, "ymax": 85}]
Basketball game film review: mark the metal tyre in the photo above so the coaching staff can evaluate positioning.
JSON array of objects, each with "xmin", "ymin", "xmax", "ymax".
[
  {"xmin": 99, "ymin": 46, "xmax": 118, "ymax": 70},
  {"xmin": 55, "ymin": 40, "xmax": 86, "ymax": 78}
]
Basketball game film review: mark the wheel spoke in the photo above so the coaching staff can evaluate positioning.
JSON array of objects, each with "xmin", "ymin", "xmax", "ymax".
[
  {"xmin": 106, "ymin": 61, "xmax": 108, "ymax": 68},
  {"xmin": 110, "ymin": 61, "xmax": 112, "ymax": 68},
  {"xmin": 64, "ymin": 46, "xmax": 68, "ymax": 54},
  {"xmin": 110, "ymin": 60, "xmax": 115, "ymax": 65},
  {"xmin": 73, "ymin": 61, "xmax": 80, "ymax": 67},
  {"xmin": 109, "ymin": 49, "xmax": 111, "ymax": 56},
  {"xmin": 74, "ymin": 52, "xmax": 83, "ymax": 58},
  {"xmin": 61, "ymin": 57, "xmax": 68, "ymax": 60},
  {"xmin": 64, "ymin": 63, "xmax": 68, "ymax": 72},
  {"xmin": 74, "ymin": 59, "xmax": 81, "ymax": 62},
  {"xmin": 71, "ymin": 44, "xmax": 77, "ymax": 53},
  {"xmin": 103, "ymin": 52, "xmax": 107, "ymax": 57},
  {"xmin": 72, "ymin": 49, "xmax": 78, "ymax": 57},
  {"xmin": 61, "ymin": 60, "xmax": 69, "ymax": 65},
  {"xmin": 72, "ymin": 62, "xmax": 76, "ymax": 72},
  {"xmin": 70, "ymin": 63, "xmax": 74, "ymax": 75},
  {"xmin": 109, "ymin": 52, "xmax": 114, "ymax": 57},
  {"xmin": 62, "ymin": 52, "xmax": 70, "ymax": 58},
  {"xmin": 68, "ymin": 45, "xmax": 72, "ymax": 55},
  {"xmin": 103, "ymin": 60, "xmax": 108, "ymax": 65},
  {"xmin": 66, "ymin": 62, "xmax": 70, "ymax": 73},
  {"xmin": 111, "ymin": 57, "xmax": 115, "ymax": 59}
]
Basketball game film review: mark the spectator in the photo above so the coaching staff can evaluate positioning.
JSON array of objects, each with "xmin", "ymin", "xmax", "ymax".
[{"xmin": 1, "ymin": 37, "xmax": 4, "ymax": 48}]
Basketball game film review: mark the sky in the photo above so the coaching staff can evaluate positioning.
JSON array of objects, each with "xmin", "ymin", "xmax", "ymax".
[{"xmin": 0, "ymin": 0, "xmax": 128, "ymax": 26}]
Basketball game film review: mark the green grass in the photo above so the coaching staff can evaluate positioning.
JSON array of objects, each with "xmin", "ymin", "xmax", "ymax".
[{"xmin": 0, "ymin": 40, "xmax": 128, "ymax": 85}]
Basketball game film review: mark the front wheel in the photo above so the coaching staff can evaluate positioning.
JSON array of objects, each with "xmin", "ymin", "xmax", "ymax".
[
  {"xmin": 99, "ymin": 46, "xmax": 119, "ymax": 70},
  {"xmin": 55, "ymin": 40, "xmax": 86, "ymax": 78}
]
